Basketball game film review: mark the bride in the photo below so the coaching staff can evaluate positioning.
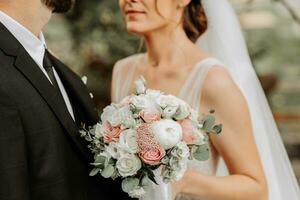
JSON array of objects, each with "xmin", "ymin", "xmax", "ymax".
[{"xmin": 111, "ymin": 0, "xmax": 300, "ymax": 199}]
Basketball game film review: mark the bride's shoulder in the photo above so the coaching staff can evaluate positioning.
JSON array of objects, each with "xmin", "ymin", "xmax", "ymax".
[
  {"xmin": 113, "ymin": 53, "xmax": 143, "ymax": 75},
  {"xmin": 202, "ymin": 65, "xmax": 242, "ymax": 103}
]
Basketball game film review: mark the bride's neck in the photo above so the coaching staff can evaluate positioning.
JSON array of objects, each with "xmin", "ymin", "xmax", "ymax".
[{"xmin": 143, "ymin": 26, "xmax": 194, "ymax": 68}]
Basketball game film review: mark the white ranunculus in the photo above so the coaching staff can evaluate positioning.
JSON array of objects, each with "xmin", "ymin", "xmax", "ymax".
[
  {"xmin": 162, "ymin": 106, "xmax": 178, "ymax": 119},
  {"xmin": 174, "ymin": 101, "xmax": 190, "ymax": 120},
  {"xmin": 128, "ymin": 187, "xmax": 145, "ymax": 198},
  {"xmin": 135, "ymin": 77, "xmax": 146, "ymax": 95},
  {"xmin": 116, "ymin": 154, "xmax": 142, "ymax": 177},
  {"xmin": 174, "ymin": 142, "xmax": 190, "ymax": 159},
  {"xmin": 105, "ymin": 142, "xmax": 119, "ymax": 159},
  {"xmin": 169, "ymin": 156, "xmax": 180, "ymax": 168},
  {"xmin": 156, "ymin": 95, "xmax": 179, "ymax": 109},
  {"xmin": 119, "ymin": 129, "xmax": 138, "ymax": 153},
  {"xmin": 130, "ymin": 95, "xmax": 153, "ymax": 111},
  {"xmin": 172, "ymin": 162, "xmax": 187, "ymax": 181},
  {"xmin": 152, "ymin": 119, "xmax": 183, "ymax": 149}
]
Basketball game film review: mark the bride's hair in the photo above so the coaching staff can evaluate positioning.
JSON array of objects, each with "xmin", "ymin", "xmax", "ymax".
[{"xmin": 183, "ymin": 0, "xmax": 208, "ymax": 42}]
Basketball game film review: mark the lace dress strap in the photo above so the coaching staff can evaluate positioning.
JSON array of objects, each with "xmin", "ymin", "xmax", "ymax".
[
  {"xmin": 113, "ymin": 54, "xmax": 142, "ymax": 102},
  {"xmin": 179, "ymin": 58, "xmax": 223, "ymax": 111}
]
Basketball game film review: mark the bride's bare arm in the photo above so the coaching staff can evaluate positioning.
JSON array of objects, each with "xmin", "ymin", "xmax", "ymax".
[{"xmin": 173, "ymin": 66, "xmax": 267, "ymax": 200}]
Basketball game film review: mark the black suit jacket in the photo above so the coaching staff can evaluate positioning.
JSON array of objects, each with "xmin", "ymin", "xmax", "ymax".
[{"xmin": 0, "ymin": 22, "xmax": 131, "ymax": 200}]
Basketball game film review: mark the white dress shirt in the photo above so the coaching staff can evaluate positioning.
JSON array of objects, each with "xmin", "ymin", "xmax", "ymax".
[{"xmin": 0, "ymin": 10, "xmax": 75, "ymax": 120}]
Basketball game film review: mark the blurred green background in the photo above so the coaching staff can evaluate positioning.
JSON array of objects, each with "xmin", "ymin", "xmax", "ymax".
[{"xmin": 44, "ymin": 0, "xmax": 300, "ymax": 184}]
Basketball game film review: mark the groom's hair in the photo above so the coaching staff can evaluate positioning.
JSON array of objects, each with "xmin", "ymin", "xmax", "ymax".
[{"xmin": 41, "ymin": 0, "xmax": 75, "ymax": 13}]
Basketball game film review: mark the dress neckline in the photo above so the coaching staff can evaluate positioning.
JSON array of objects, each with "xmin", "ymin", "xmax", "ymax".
[
  {"xmin": 177, "ymin": 57, "xmax": 218, "ymax": 97},
  {"xmin": 130, "ymin": 55, "xmax": 219, "ymax": 98}
]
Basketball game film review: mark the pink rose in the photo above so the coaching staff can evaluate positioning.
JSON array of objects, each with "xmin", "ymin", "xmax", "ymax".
[
  {"xmin": 102, "ymin": 121, "xmax": 122, "ymax": 143},
  {"xmin": 139, "ymin": 109, "xmax": 161, "ymax": 123},
  {"xmin": 139, "ymin": 147, "xmax": 166, "ymax": 165},
  {"xmin": 178, "ymin": 119, "xmax": 199, "ymax": 144}
]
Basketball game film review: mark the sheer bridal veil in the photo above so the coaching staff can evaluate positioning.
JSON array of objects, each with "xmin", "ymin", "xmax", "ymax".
[{"xmin": 197, "ymin": 0, "xmax": 300, "ymax": 199}]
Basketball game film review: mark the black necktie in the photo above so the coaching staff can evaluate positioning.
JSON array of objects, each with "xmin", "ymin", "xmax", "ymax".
[
  {"xmin": 43, "ymin": 50, "xmax": 60, "ymax": 90},
  {"xmin": 43, "ymin": 50, "xmax": 77, "ymax": 121},
  {"xmin": 43, "ymin": 50, "xmax": 68, "ymax": 110}
]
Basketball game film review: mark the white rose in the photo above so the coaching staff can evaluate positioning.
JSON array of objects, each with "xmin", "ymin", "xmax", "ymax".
[
  {"xmin": 94, "ymin": 123, "xmax": 103, "ymax": 138},
  {"xmin": 128, "ymin": 187, "xmax": 146, "ymax": 198},
  {"xmin": 135, "ymin": 77, "xmax": 146, "ymax": 95},
  {"xmin": 145, "ymin": 89, "xmax": 163, "ymax": 99},
  {"xmin": 130, "ymin": 95, "xmax": 153, "ymax": 111},
  {"xmin": 152, "ymin": 119, "xmax": 183, "ymax": 149},
  {"xmin": 119, "ymin": 129, "xmax": 138, "ymax": 153},
  {"xmin": 116, "ymin": 154, "xmax": 142, "ymax": 177},
  {"xmin": 101, "ymin": 105, "xmax": 115, "ymax": 122},
  {"xmin": 101, "ymin": 105, "xmax": 121, "ymax": 127}
]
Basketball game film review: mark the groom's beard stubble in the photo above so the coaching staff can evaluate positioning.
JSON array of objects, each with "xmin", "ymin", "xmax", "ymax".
[{"xmin": 41, "ymin": 0, "xmax": 75, "ymax": 13}]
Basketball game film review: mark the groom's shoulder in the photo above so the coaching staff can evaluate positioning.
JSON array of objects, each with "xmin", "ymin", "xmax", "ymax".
[{"xmin": 113, "ymin": 53, "xmax": 143, "ymax": 73}]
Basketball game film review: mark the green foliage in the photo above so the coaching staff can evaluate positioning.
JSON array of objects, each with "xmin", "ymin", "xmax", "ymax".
[
  {"xmin": 121, "ymin": 177, "xmax": 139, "ymax": 193},
  {"xmin": 193, "ymin": 144, "xmax": 210, "ymax": 161}
]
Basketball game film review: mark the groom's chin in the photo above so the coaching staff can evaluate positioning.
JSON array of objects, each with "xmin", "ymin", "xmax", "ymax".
[{"xmin": 42, "ymin": 0, "xmax": 75, "ymax": 13}]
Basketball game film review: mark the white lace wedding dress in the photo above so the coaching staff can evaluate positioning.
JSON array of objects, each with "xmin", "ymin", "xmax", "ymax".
[
  {"xmin": 113, "ymin": 55, "xmax": 224, "ymax": 200},
  {"xmin": 112, "ymin": 0, "xmax": 300, "ymax": 198}
]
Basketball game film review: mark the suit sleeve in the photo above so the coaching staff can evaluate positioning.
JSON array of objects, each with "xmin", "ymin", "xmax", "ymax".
[{"xmin": 0, "ymin": 88, "xmax": 30, "ymax": 200}]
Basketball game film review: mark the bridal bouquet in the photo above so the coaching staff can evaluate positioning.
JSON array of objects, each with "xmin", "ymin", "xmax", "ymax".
[{"xmin": 81, "ymin": 77, "xmax": 222, "ymax": 198}]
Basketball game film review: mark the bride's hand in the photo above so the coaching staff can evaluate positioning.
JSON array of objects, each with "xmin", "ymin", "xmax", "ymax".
[{"xmin": 171, "ymin": 170, "xmax": 201, "ymax": 200}]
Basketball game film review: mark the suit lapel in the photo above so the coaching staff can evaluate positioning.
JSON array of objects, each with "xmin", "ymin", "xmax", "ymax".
[
  {"xmin": 49, "ymin": 53, "xmax": 98, "ymax": 127},
  {"xmin": 0, "ymin": 22, "xmax": 93, "ymax": 162}
]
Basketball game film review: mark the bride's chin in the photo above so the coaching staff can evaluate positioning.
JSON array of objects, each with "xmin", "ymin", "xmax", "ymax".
[{"xmin": 126, "ymin": 28, "xmax": 147, "ymax": 36}]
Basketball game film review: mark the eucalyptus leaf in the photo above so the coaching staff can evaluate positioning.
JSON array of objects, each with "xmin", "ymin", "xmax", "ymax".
[
  {"xmin": 202, "ymin": 115, "xmax": 215, "ymax": 132},
  {"xmin": 193, "ymin": 144, "xmax": 210, "ymax": 161},
  {"xmin": 209, "ymin": 109, "xmax": 215, "ymax": 114},
  {"xmin": 121, "ymin": 177, "xmax": 139, "ymax": 193},
  {"xmin": 101, "ymin": 164, "xmax": 115, "ymax": 178},
  {"xmin": 89, "ymin": 168, "xmax": 101, "ymax": 176},
  {"xmin": 212, "ymin": 124, "xmax": 223, "ymax": 134},
  {"xmin": 147, "ymin": 169, "xmax": 158, "ymax": 185},
  {"xmin": 93, "ymin": 155, "xmax": 106, "ymax": 167},
  {"xmin": 111, "ymin": 169, "xmax": 119, "ymax": 180}
]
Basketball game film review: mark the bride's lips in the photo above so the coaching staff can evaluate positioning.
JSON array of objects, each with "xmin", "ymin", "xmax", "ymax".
[{"xmin": 125, "ymin": 9, "xmax": 146, "ymax": 16}]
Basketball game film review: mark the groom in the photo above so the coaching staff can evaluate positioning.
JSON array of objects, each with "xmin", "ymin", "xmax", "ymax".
[{"xmin": 0, "ymin": 0, "xmax": 131, "ymax": 199}]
